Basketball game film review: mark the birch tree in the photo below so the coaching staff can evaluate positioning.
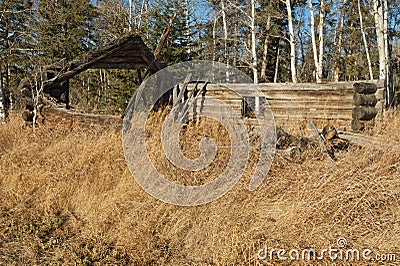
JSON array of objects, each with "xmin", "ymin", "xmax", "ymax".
[
  {"xmin": 260, "ymin": 12, "xmax": 271, "ymax": 82},
  {"xmin": 357, "ymin": 0, "xmax": 374, "ymax": 80},
  {"xmin": 374, "ymin": 0, "xmax": 387, "ymax": 81},
  {"xmin": 284, "ymin": 0, "xmax": 297, "ymax": 83},
  {"xmin": 373, "ymin": 0, "xmax": 391, "ymax": 106},
  {"xmin": 309, "ymin": 0, "xmax": 320, "ymax": 83},
  {"xmin": 250, "ymin": 0, "xmax": 258, "ymax": 83},
  {"xmin": 308, "ymin": 0, "xmax": 325, "ymax": 83},
  {"xmin": 220, "ymin": 0, "xmax": 230, "ymax": 80},
  {"xmin": 317, "ymin": 0, "xmax": 325, "ymax": 83},
  {"xmin": 333, "ymin": 0, "xmax": 346, "ymax": 82}
]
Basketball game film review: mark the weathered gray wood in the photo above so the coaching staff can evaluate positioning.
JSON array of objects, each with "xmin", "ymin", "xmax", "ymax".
[
  {"xmin": 174, "ymin": 73, "xmax": 192, "ymax": 107},
  {"xmin": 353, "ymin": 82, "xmax": 378, "ymax": 94},
  {"xmin": 45, "ymin": 105, "xmax": 122, "ymax": 125},
  {"xmin": 352, "ymin": 107, "xmax": 378, "ymax": 120},
  {"xmin": 375, "ymin": 88, "xmax": 385, "ymax": 101},
  {"xmin": 353, "ymin": 93, "xmax": 377, "ymax": 106},
  {"xmin": 185, "ymin": 82, "xmax": 361, "ymax": 125}
]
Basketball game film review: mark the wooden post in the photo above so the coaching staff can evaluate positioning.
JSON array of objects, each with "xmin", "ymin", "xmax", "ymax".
[
  {"xmin": 255, "ymin": 96, "xmax": 260, "ymax": 114},
  {"xmin": 173, "ymin": 84, "xmax": 179, "ymax": 106}
]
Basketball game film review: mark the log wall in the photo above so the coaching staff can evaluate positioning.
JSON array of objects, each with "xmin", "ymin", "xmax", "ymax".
[{"xmin": 183, "ymin": 81, "xmax": 384, "ymax": 129}]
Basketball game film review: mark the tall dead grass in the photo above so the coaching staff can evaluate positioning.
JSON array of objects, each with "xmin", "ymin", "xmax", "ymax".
[{"xmin": 0, "ymin": 109, "xmax": 399, "ymax": 265}]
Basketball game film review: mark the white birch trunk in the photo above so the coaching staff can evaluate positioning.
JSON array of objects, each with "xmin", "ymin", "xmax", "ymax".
[
  {"xmin": 286, "ymin": 0, "xmax": 297, "ymax": 83},
  {"xmin": 233, "ymin": 17, "xmax": 238, "ymax": 67},
  {"xmin": 274, "ymin": 43, "xmax": 280, "ymax": 83},
  {"xmin": 260, "ymin": 14, "xmax": 271, "ymax": 82},
  {"xmin": 221, "ymin": 0, "xmax": 229, "ymax": 81},
  {"xmin": 374, "ymin": 0, "xmax": 386, "ymax": 80},
  {"xmin": 317, "ymin": 0, "xmax": 325, "ymax": 83},
  {"xmin": 128, "ymin": 0, "xmax": 132, "ymax": 31},
  {"xmin": 185, "ymin": 0, "xmax": 191, "ymax": 55},
  {"xmin": 251, "ymin": 0, "xmax": 258, "ymax": 83},
  {"xmin": 137, "ymin": 0, "xmax": 146, "ymax": 29},
  {"xmin": 358, "ymin": 0, "xmax": 374, "ymax": 80},
  {"xmin": 212, "ymin": 16, "xmax": 217, "ymax": 63},
  {"xmin": 383, "ymin": 0, "xmax": 389, "ymax": 89},
  {"xmin": 309, "ymin": 0, "xmax": 320, "ymax": 83},
  {"xmin": 334, "ymin": 0, "xmax": 347, "ymax": 82}
]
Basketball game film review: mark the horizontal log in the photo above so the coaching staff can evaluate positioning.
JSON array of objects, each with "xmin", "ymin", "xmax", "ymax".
[
  {"xmin": 273, "ymin": 113, "xmax": 351, "ymax": 120},
  {"xmin": 189, "ymin": 100, "xmax": 353, "ymax": 113},
  {"xmin": 265, "ymin": 94, "xmax": 353, "ymax": 101},
  {"xmin": 352, "ymin": 107, "xmax": 378, "ymax": 120},
  {"xmin": 244, "ymin": 115, "xmax": 352, "ymax": 127},
  {"xmin": 91, "ymin": 63, "xmax": 149, "ymax": 70},
  {"xmin": 44, "ymin": 106, "xmax": 122, "ymax": 125},
  {"xmin": 232, "ymin": 83, "xmax": 355, "ymax": 91},
  {"xmin": 268, "ymin": 102, "xmax": 353, "ymax": 110},
  {"xmin": 353, "ymin": 82, "xmax": 377, "ymax": 94},
  {"xmin": 192, "ymin": 92, "xmax": 353, "ymax": 103},
  {"xmin": 200, "ymin": 81, "xmax": 379, "ymax": 91},
  {"xmin": 353, "ymin": 93, "xmax": 377, "ymax": 107}
]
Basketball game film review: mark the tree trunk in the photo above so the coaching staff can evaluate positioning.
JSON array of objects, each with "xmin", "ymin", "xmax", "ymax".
[
  {"xmin": 274, "ymin": 42, "xmax": 280, "ymax": 83},
  {"xmin": 212, "ymin": 15, "xmax": 217, "ymax": 62},
  {"xmin": 221, "ymin": 0, "xmax": 229, "ymax": 80},
  {"xmin": 334, "ymin": 0, "xmax": 346, "ymax": 82},
  {"xmin": 309, "ymin": 0, "xmax": 320, "ymax": 83},
  {"xmin": 374, "ymin": 0, "xmax": 390, "ymax": 107},
  {"xmin": 374, "ymin": 0, "xmax": 386, "ymax": 80},
  {"xmin": 260, "ymin": 13, "xmax": 271, "ymax": 82},
  {"xmin": 233, "ymin": 16, "xmax": 238, "ymax": 67},
  {"xmin": 185, "ymin": 0, "xmax": 191, "ymax": 55},
  {"xmin": 0, "ymin": 66, "xmax": 6, "ymax": 123},
  {"xmin": 358, "ymin": 0, "xmax": 374, "ymax": 80},
  {"xmin": 383, "ymin": 0, "xmax": 390, "ymax": 106},
  {"xmin": 137, "ymin": 0, "xmax": 147, "ymax": 29},
  {"xmin": 286, "ymin": 0, "xmax": 297, "ymax": 83},
  {"xmin": 128, "ymin": 0, "xmax": 133, "ymax": 31},
  {"xmin": 317, "ymin": 0, "xmax": 325, "ymax": 83},
  {"xmin": 250, "ymin": 0, "xmax": 258, "ymax": 83}
]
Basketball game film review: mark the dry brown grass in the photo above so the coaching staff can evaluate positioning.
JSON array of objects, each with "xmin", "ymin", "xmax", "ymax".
[{"xmin": 0, "ymin": 109, "xmax": 399, "ymax": 265}]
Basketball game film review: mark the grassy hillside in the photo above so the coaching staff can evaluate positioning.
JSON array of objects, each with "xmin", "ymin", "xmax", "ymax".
[{"xmin": 0, "ymin": 110, "xmax": 399, "ymax": 265}]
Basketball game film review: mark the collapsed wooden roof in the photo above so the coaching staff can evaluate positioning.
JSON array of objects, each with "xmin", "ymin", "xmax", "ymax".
[
  {"xmin": 18, "ymin": 34, "xmax": 162, "ymax": 93},
  {"xmin": 85, "ymin": 35, "xmax": 160, "ymax": 70}
]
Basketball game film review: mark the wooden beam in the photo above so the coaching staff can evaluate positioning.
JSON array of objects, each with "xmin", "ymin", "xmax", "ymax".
[{"xmin": 154, "ymin": 14, "xmax": 176, "ymax": 60}]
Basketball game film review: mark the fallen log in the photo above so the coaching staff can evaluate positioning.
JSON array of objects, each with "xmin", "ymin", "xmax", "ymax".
[
  {"xmin": 353, "ymin": 82, "xmax": 378, "ymax": 94},
  {"xmin": 42, "ymin": 103, "xmax": 122, "ymax": 127}
]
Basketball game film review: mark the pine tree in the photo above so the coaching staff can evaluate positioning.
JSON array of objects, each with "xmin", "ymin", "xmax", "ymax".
[
  {"xmin": 146, "ymin": 0, "xmax": 198, "ymax": 65},
  {"xmin": 35, "ymin": 0, "xmax": 99, "ymax": 64},
  {"xmin": 0, "ymin": 0, "xmax": 35, "ymax": 117}
]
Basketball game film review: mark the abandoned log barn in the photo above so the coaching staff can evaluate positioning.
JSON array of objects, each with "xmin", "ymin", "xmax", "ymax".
[
  {"xmin": 18, "ymin": 34, "xmax": 385, "ymax": 130},
  {"xmin": 180, "ymin": 81, "xmax": 384, "ymax": 130}
]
